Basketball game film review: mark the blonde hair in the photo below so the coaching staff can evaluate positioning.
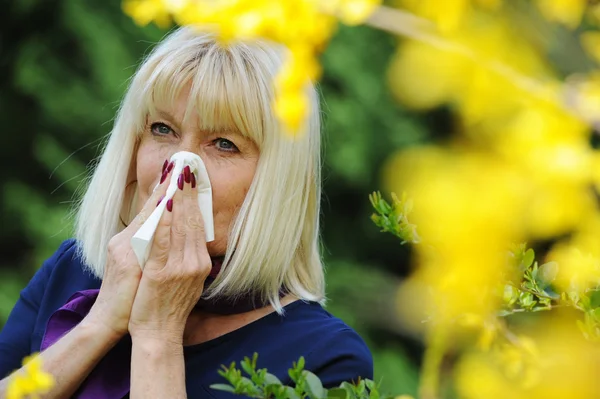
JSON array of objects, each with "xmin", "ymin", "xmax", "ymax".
[{"xmin": 74, "ymin": 27, "xmax": 324, "ymax": 312}]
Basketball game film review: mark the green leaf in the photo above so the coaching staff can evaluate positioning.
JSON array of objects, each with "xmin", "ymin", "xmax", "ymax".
[
  {"xmin": 503, "ymin": 285, "xmax": 518, "ymax": 306},
  {"xmin": 522, "ymin": 248, "xmax": 535, "ymax": 270},
  {"xmin": 369, "ymin": 390, "xmax": 380, "ymax": 399},
  {"xmin": 355, "ymin": 380, "xmax": 366, "ymax": 395},
  {"xmin": 340, "ymin": 382, "xmax": 358, "ymax": 399},
  {"xmin": 592, "ymin": 307, "xmax": 600, "ymax": 321},
  {"xmin": 589, "ymin": 289, "xmax": 600, "ymax": 308},
  {"xmin": 241, "ymin": 358, "xmax": 255, "ymax": 376},
  {"xmin": 284, "ymin": 386, "xmax": 302, "ymax": 399},
  {"xmin": 304, "ymin": 370, "xmax": 326, "ymax": 399},
  {"xmin": 537, "ymin": 261, "xmax": 558, "ymax": 287},
  {"xmin": 239, "ymin": 376, "xmax": 260, "ymax": 394},
  {"xmin": 210, "ymin": 384, "xmax": 236, "ymax": 393},
  {"xmin": 264, "ymin": 372, "xmax": 282, "ymax": 385},
  {"xmin": 328, "ymin": 388, "xmax": 349, "ymax": 398}
]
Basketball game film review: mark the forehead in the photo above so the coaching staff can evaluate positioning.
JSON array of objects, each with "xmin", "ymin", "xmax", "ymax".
[{"xmin": 140, "ymin": 44, "xmax": 273, "ymax": 145}]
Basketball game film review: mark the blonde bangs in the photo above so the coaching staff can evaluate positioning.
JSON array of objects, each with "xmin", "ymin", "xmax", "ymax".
[{"xmin": 139, "ymin": 39, "xmax": 270, "ymax": 146}]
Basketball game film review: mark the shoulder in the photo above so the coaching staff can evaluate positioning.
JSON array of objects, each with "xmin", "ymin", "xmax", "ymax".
[
  {"xmin": 47, "ymin": 238, "xmax": 79, "ymax": 265},
  {"xmin": 22, "ymin": 239, "xmax": 79, "ymax": 296},
  {"xmin": 279, "ymin": 302, "xmax": 374, "ymax": 387},
  {"xmin": 34, "ymin": 239, "xmax": 101, "ymax": 316},
  {"xmin": 37, "ymin": 239, "xmax": 91, "ymax": 282},
  {"xmin": 41, "ymin": 238, "xmax": 100, "ymax": 287}
]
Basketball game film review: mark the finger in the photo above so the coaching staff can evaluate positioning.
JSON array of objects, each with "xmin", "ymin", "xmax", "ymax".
[
  {"xmin": 169, "ymin": 171, "xmax": 186, "ymax": 262},
  {"xmin": 125, "ymin": 160, "xmax": 174, "ymax": 236},
  {"xmin": 146, "ymin": 188, "xmax": 174, "ymax": 268},
  {"xmin": 183, "ymin": 169, "xmax": 207, "ymax": 262}
]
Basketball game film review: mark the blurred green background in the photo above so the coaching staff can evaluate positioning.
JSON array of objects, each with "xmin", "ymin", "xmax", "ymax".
[{"xmin": 0, "ymin": 0, "xmax": 436, "ymax": 394}]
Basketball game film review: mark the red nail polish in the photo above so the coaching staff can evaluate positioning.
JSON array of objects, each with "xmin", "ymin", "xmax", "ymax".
[
  {"xmin": 166, "ymin": 199, "xmax": 173, "ymax": 212},
  {"xmin": 177, "ymin": 174, "xmax": 184, "ymax": 190},
  {"xmin": 161, "ymin": 159, "xmax": 168, "ymax": 174},
  {"xmin": 183, "ymin": 166, "xmax": 191, "ymax": 183},
  {"xmin": 167, "ymin": 161, "xmax": 174, "ymax": 173},
  {"xmin": 156, "ymin": 195, "xmax": 165, "ymax": 207},
  {"xmin": 160, "ymin": 171, "xmax": 167, "ymax": 184},
  {"xmin": 190, "ymin": 173, "xmax": 196, "ymax": 189}
]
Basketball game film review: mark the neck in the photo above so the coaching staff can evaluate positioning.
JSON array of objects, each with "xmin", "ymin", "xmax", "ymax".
[{"xmin": 183, "ymin": 295, "xmax": 297, "ymax": 346}]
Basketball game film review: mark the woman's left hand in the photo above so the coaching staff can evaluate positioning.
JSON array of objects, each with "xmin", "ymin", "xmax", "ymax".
[{"xmin": 128, "ymin": 168, "xmax": 212, "ymax": 344}]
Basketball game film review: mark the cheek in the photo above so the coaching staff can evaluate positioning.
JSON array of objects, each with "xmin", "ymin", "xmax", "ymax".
[
  {"xmin": 210, "ymin": 167, "xmax": 255, "ymax": 223},
  {"xmin": 135, "ymin": 141, "xmax": 170, "ymax": 207}
]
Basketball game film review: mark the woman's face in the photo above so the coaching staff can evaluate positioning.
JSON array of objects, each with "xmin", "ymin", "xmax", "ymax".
[{"xmin": 134, "ymin": 90, "xmax": 259, "ymax": 256}]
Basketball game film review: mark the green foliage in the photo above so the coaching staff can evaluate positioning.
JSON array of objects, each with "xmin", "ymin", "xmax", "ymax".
[
  {"xmin": 369, "ymin": 191, "xmax": 419, "ymax": 245},
  {"xmin": 211, "ymin": 354, "xmax": 401, "ymax": 399},
  {"xmin": 500, "ymin": 244, "xmax": 558, "ymax": 314}
]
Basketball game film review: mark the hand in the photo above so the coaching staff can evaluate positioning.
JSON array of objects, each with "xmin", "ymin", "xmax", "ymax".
[
  {"xmin": 128, "ymin": 167, "xmax": 212, "ymax": 344},
  {"xmin": 86, "ymin": 163, "xmax": 174, "ymax": 341}
]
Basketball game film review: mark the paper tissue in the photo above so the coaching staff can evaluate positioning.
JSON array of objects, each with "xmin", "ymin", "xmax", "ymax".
[{"xmin": 131, "ymin": 151, "xmax": 214, "ymax": 269}]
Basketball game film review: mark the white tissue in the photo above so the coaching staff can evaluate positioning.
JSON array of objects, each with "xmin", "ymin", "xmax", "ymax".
[{"xmin": 131, "ymin": 151, "xmax": 214, "ymax": 269}]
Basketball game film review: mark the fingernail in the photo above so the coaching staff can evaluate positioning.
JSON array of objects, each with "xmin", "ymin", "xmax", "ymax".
[
  {"xmin": 183, "ymin": 165, "xmax": 191, "ymax": 183},
  {"xmin": 166, "ymin": 199, "xmax": 173, "ymax": 212},
  {"xmin": 156, "ymin": 195, "xmax": 165, "ymax": 207},
  {"xmin": 159, "ymin": 171, "xmax": 168, "ymax": 184},
  {"xmin": 167, "ymin": 161, "xmax": 174, "ymax": 173},
  {"xmin": 161, "ymin": 159, "xmax": 168, "ymax": 174},
  {"xmin": 190, "ymin": 172, "xmax": 196, "ymax": 189},
  {"xmin": 177, "ymin": 173, "xmax": 184, "ymax": 190}
]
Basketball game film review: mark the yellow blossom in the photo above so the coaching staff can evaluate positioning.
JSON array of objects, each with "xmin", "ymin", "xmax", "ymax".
[
  {"xmin": 336, "ymin": 0, "xmax": 381, "ymax": 26},
  {"xmin": 387, "ymin": 147, "xmax": 526, "ymax": 330},
  {"xmin": 549, "ymin": 246, "xmax": 600, "ymax": 294},
  {"xmin": 273, "ymin": 91, "xmax": 309, "ymax": 135},
  {"xmin": 122, "ymin": 0, "xmax": 377, "ymax": 134},
  {"xmin": 394, "ymin": 0, "xmax": 502, "ymax": 32},
  {"xmin": 388, "ymin": 12, "xmax": 552, "ymax": 125},
  {"xmin": 456, "ymin": 315, "xmax": 600, "ymax": 399},
  {"xmin": 580, "ymin": 31, "xmax": 600, "ymax": 64},
  {"xmin": 7, "ymin": 354, "xmax": 54, "ymax": 399},
  {"xmin": 122, "ymin": 0, "xmax": 172, "ymax": 28},
  {"xmin": 535, "ymin": 0, "xmax": 587, "ymax": 28}
]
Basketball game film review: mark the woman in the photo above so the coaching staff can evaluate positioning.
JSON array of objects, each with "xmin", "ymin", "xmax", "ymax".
[{"xmin": 0, "ymin": 27, "xmax": 372, "ymax": 398}]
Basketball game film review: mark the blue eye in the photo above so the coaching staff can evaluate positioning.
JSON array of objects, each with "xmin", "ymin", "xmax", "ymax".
[
  {"xmin": 214, "ymin": 138, "xmax": 239, "ymax": 152},
  {"xmin": 150, "ymin": 122, "xmax": 172, "ymax": 135}
]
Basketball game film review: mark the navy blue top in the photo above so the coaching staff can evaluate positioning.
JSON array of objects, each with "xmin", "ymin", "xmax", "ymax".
[{"xmin": 0, "ymin": 240, "xmax": 373, "ymax": 398}]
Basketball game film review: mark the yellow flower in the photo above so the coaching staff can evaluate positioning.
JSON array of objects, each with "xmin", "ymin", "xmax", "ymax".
[
  {"xmin": 387, "ymin": 147, "xmax": 526, "ymax": 330},
  {"xmin": 457, "ymin": 315, "xmax": 600, "ymax": 399},
  {"xmin": 535, "ymin": 0, "xmax": 586, "ymax": 28},
  {"xmin": 336, "ymin": 0, "xmax": 382, "ymax": 26},
  {"xmin": 580, "ymin": 31, "xmax": 600, "ymax": 64},
  {"xmin": 387, "ymin": 39, "xmax": 464, "ymax": 110},
  {"xmin": 393, "ymin": 0, "xmax": 501, "ymax": 32},
  {"xmin": 7, "ymin": 354, "xmax": 54, "ymax": 399},
  {"xmin": 122, "ymin": 0, "xmax": 172, "ymax": 28},
  {"xmin": 550, "ymin": 246, "xmax": 600, "ymax": 294},
  {"xmin": 273, "ymin": 91, "xmax": 309, "ymax": 135}
]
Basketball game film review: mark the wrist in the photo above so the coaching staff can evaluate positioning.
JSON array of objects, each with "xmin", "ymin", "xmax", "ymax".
[
  {"xmin": 129, "ymin": 324, "xmax": 185, "ymax": 346},
  {"xmin": 132, "ymin": 334, "xmax": 184, "ymax": 356},
  {"xmin": 84, "ymin": 307, "xmax": 127, "ymax": 344}
]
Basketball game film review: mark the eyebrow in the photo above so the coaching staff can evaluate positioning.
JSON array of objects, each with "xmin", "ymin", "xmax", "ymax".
[{"xmin": 151, "ymin": 107, "xmax": 245, "ymax": 138}]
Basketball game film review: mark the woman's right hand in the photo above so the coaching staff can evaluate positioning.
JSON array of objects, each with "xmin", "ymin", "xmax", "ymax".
[{"xmin": 87, "ymin": 161, "xmax": 173, "ymax": 340}]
